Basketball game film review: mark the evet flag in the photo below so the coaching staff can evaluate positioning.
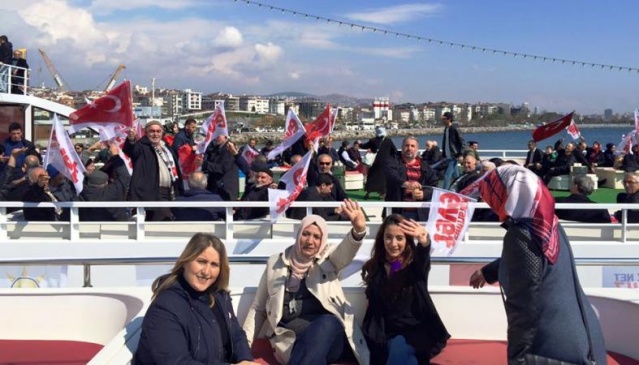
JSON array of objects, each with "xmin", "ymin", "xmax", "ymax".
[
  {"xmin": 268, "ymin": 109, "xmax": 306, "ymax": 160},
  {"xmin": 268, "ymin": 150, "xmax": 312, "ymax": 222},
  {"xmin": 532, "ymin": 111, "xmax": 574, "ymax": 142},
  {"xmin": 618, "ymin": 130, "xmax": 636, "ymax": 155},
  {"xmin": 44, "ymin": 115, "xmax": 87, "ymax": 193},
  {"xmin": 425, "ymin": 188, "xmax": 476, "ymax": 255},
  {"xmin": 566, "ymin": 120, "xmax": 582, "ymax": 140},
  {"xmin": 197, "ymin": 104, "xmax": 228, "ymax": 154},
  {"xmin": 241, "ymin": 144, "xmax": 261, "ymax": 165}
]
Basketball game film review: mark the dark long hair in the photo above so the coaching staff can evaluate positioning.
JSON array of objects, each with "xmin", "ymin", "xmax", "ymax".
[
  {"xmin": 362, "ymin": 214, "xmax": 416, "ymax": 286},
  {"xmin": 151, "ymin": 233, "xmax": 230, "ymax": 307}
]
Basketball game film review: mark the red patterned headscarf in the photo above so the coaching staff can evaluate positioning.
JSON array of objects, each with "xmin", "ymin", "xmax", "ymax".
[{"xmin": 471, "ymin": 165, "xmax": 560, "ymax": 264}]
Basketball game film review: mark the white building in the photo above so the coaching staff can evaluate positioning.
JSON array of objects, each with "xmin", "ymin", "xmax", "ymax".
[
  {"xmin": 269, "ymin": 99, "xmax": 286, "ymax": 115},
  {"xmin": 182, "ymin": 89, "xmax": 202, "ymax": 111},
  {"xmin": 240, "ymin": 96, "xmax": 269, "ymax": 114},
  {"xmin": 373, "ymin": 97, "xmax": 392, "ymax": 121}
]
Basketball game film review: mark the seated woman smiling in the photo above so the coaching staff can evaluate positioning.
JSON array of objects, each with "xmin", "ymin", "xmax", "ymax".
[
  {"xmin": 242, "ymin": 199, "xmax": 370, "ymax": 365},
  {"xmin": 362, "ymin": 214, "xmax": 450, "ymax": 365},
  {"xmin": 135, "ymin": 233, "xmax": 258, "ymax": 365}
]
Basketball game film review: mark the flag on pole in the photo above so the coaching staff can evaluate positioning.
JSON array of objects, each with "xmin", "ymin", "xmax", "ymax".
[
  {"xmin": 305, "ymin": 104, "xmax": 333, "ymax": 142},
  {"xmin": 268, "ymin": 109, "xmax": 306, "ymax": 160},
  {"xmin": 68, "ymin": 80, "xmax": 134, "ymax": 134},
  {"xmin": 425, "ymin": 188, "xmax": 476, "ymax": 256},
  {"xmin": 618, "ymin": 130, "xmax": 636, "ymax": 155},
  {"xmin": 532, "ymin": 111, "xmax": 574, "ymax": 142},
  {"xmin": 44, "ymin": 115, "xmax": 87, "ymax": 193},
  {"xmin": 197, "ymin": 103, "xmax": 229, "ymax": 155},
  {"xmin": 566, "ymin": 119, "xmax": 582, "ymax": 140},
  {"xmin": 241, "ymin": 144, "xmax": 261, "ymax": 165},
  {"xmin": 268, "ymin": 150, "xmax": 313, "ymax": 222}
]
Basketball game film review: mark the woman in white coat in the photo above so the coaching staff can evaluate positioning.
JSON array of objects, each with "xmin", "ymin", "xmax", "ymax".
[{"xmin": 243, "ymin": 199, "xmax": 370, "ymax": 365}]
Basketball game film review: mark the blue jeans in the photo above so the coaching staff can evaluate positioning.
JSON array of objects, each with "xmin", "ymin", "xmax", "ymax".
[
  {"xmin": 386, "ymin": 335, "xmax": 418, "ymax": 365},
  {"xmin": 442, "ymin": 158, "xmax": 460, "ymax": 190},
  {"xmin": 289, "ymin": 314, "xmax": 350, "ymax": 365}
]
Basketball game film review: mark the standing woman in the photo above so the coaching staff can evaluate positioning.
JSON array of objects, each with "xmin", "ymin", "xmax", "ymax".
[
  {"xmin": 465, "ymin": 165, "xmax": 607, "ymax": 364},
  {"xmin": 243, "ymin": 199, "xmax": 370, "ymax": 365},
  {"xmin": 135, "ymin": 233, "xmax": 258, "ymax": 365},
  {"xmin": 361, "ymin": 214, "xmax": 449, "ymax": 365}
]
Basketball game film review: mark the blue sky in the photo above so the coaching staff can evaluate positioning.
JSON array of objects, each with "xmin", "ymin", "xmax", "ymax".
[{"xmin": 2, "ymin": 0, "xmax": 637, "ymax": 115}]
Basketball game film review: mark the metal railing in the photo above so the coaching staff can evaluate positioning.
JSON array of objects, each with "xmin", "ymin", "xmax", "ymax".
[
  {"xmin": 1, "ymin": 200, "xmax": 638, "ymax": 242},
  {"xmin": 0, "ymin": 63, "xmax": 29, "ymax": 95}
]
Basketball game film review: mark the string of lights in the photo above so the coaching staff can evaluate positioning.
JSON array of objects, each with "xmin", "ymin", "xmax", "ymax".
[{"xmin": 234, "ymin": 0, "xmax": 639, "ymax": 73}]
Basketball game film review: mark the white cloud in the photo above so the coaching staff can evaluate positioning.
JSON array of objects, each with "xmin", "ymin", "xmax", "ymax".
[
  {"xmin": 289, "ymin": 71, "xmax": 301, "ymax": 80},
  {"xmin": 89, "ymin": 0, "xmax": 202, "ymax": 13},
  {"xmin": 255, "ymin": 43, "xmax": 282, "ymax": 63},
  {"xmin": 214, "ymin": 26, "xmax": 244, "ymax": 49},
  {"xmin": 345, "ymin": 3, "xmax": 444, "ymax": 25}
]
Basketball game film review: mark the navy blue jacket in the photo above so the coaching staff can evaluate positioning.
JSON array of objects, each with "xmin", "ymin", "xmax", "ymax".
[
  {"xmin": 135, "ymin": 276, "xmax": 253, "ymax": 364},
  {"xmin": 172, "ymin": 189, "xmax": 225, "ymax": 221}
]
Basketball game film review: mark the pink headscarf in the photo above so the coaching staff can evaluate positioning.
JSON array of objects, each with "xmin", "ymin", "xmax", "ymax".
[
  {"xmin": 287, "ymin": 214, "xmax": 328, "ymax": 292},
  {"xmin": 465, "ymin": 165, "xmax": 560, "ymax": 264}
]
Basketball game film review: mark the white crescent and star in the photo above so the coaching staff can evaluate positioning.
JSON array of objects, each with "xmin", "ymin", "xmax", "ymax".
[{"xmin": 103, "ymin": 95, "xmax": 122, "ymax": 113}]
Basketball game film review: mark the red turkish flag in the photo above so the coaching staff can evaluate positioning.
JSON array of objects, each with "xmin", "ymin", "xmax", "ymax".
[
  {"xmin": 178, "ymin": 143, "xmax": 199, "ymax": 178},
  {"xmin": 69, "ymin": 81, "xmax": 134, "ymax": 129},
  {"xmin": 305, "ymin": 104, "xmax": 332, "ymax": 141},
  {"xmin": 532, "ymin": 112, "xmax": 574, "ymax": 142}
]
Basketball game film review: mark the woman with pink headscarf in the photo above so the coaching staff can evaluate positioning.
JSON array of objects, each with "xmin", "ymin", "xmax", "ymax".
[
  {"xmin": 465, "ymin": 165, "xmax": 606, "ymax": 364},
  {"xmin": 243, "ymin": 199, "xmax": 370, "ymax": 365}
]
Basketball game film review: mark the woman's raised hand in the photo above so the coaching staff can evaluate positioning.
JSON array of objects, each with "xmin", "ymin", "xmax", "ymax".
[
  {"xmin": 341, "ymin": 199, "xmax": 366, "ymax": 233},
  {"xmin": 398, "ymin": 218, "xmax": 430, "ymax": 246}
]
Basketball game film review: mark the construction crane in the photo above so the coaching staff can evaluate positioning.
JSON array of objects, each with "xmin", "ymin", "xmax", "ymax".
[
  {"xmin": 38, "ymin": 48, "xmax": 66, "ymax": 90},
  {"xmin": 104, "ymin": 64, "xmax": 126, "ymax": 92}
]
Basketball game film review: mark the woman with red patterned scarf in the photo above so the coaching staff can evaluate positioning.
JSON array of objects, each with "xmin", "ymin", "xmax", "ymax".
[{"xmin": 464, "ymin": 165, "xmax": 606, "ymax": 364}]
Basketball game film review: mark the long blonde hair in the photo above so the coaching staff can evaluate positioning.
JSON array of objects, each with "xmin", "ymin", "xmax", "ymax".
[{"xmin": 151, "ymin": 233, "xmax": 230, "ymax": 307}]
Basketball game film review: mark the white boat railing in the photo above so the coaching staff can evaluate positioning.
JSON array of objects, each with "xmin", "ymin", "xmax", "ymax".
[
  {"xmin": 1, "ymin": 200, "xmax": 639, "ymax": 242},
  {"xmin": 0, "ymin": 63, "xmax": 29, "ymax": 95}
]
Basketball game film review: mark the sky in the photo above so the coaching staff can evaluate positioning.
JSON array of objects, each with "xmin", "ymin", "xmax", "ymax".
[{"xmin": 1, "ymin": 0, "xmax": 638, "ymax": 115}]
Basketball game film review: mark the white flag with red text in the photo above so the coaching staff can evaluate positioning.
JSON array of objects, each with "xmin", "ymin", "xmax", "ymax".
[
  {"xmin": 267, "ymin": 150, "xmax": 313, "ymax": 223},
  {"xmin": 618, "ymin": 130, "xmax": 636, "ymax": 155},
  {"xmin": 197, "ymin": 104, "xmax": 228, "ymax": 155},
  {"xmin": 95, "ymin": 122, "xmax": 134, "ymax": 175},
  {"xmin": 241, "ymin": 144, "xmax": 261, "ymax": 165},
  {"xmin": 566, "ymin": 120, "xmax": 582, "ymax": 140},
  {"xmin": 425, "ymin": 188, "xmax": 476, "ymax": 256},
  {"xmin": 44, "ymin": 115, "xmax": 87, "ymax": 193},
  {"xmin": 268, "ymin": 109, "xmax": 306, "ymax": 160}
]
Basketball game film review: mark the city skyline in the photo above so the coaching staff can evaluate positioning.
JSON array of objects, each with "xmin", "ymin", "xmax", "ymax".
[{"xmin": 2, "ymin": 1, "xmax": 637, "ymax": 115}]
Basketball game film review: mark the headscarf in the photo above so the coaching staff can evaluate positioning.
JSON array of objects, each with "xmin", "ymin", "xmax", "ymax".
[
  {"xmin": 464, "ymin": 165, "xmax": 560, "ymax": 264},
  {"xmin": 287, "ymin": 214, "xmax": 328, "ymax": 292}
]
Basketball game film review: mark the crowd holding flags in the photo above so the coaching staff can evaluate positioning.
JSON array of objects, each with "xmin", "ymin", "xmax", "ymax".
[{"xmin": 44, "ymin": 115, "xmax": 87, "ymax": 194}]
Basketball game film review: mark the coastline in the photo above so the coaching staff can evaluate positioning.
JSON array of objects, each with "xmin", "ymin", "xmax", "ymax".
[{"xmin": 229, "ymin": 123, "xmax": 632, "ymax": 144}]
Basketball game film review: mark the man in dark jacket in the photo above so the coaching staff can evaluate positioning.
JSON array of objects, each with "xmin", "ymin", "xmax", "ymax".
[
  {"xmin": 202, "ymin": 135, "xmax": 239, "ymax": 201},
  {"xmin": 171, "ymin": 118, "xmax": 197, "ymax": 154},
  {"xmin": 79, "ymin": 146, "xmax": 131, "ymax": 221},
  {"xmin": 1, "ymin": 147, "xmax": 40, "ymax": 202},
  {"xmin": 524, "ymin": 140, "xmax": 544, "ymax": 176},
  {"xmin": 287, "ymin": 173, "xmax": 343, "ymax": 221},
  {"xmin": 441, "ymin": 112, "xmax": 464, "ymax": 189},
  {"xmin": 9, "ymin": 49, "xmax": 28, "ymax": 94},
  {"xmin": 234, "ymin": 164, "xmax": 274, "ymax": 221},
  {"xmin": 23, "ymin": 167, "xmax": 59, "ymax": 221},
  {"xmin": 386, "ymin": 136, "xmax": 439, "ymax": 221},
  {"xmin": 124, "ymin": 120, "xmax": 182, "ymax": 221},
  {"xmin": 2, "ymin": 122, "xmax": 37, "ymax": 170},
  {"xmin": 555, "ymin": 175, "xmax": 611, "ymax": 223},
  {"xmin": 307, "ymin": 153, "xmax": 347, "ymax": 202},
  {"xmin": 614, "ymin": 172, "xmax": 639, "ymax": 223},
  {"xmin": 172, "ymin": 171, "xmax": 225, "ymax": 221}
]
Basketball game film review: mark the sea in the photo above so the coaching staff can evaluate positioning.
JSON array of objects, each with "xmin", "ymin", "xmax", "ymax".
[{"xmin": 380, "ymin": 126, "xmax": 632, "ymax": 154}]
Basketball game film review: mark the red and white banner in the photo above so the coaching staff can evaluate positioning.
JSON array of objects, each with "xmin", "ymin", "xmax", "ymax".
[
  {"xmin": 241, "ymin": 144, "xmax": 261, "ymax": 165},
  {"xmin": 566, "ymin": 120, "xmax": 582, "ymax": 140},
  {"xmin": 305, "ymin": 104, "xmax": 333, "ymax": 142},
  {"xmin": 67, "ymin": 81, "xmax": 134, "ymax": 134},
  {"xmin": 425, "ymin": 188, "xmax": 476, "ymax": 256},
  {"xmin": 44, "ymin": 115, "xmax": 87, "ymax": 193},
  {"xmin": 177, "ymin": 143, "xmax": 200, "ymax": 182},
  {"xmin": 634, "ymin": 109, "xmax": 639, "ymax": 135},
  {"xmin": 197, "ymin": 104, "xmax": 228, "ymax": 155},
  {"xmin": 268, "ymin": 109, "xmax": 306, "ymax": 160},
  {"xmin": 267, "ymin": 150, "xmax": 313, "ymax": 222},
  {"xmin": 532, "ymin": 111, "xmax": 574, "ymax": 142},
  {"xmin": 618, "ymin": 130, "xmax": 636, "ymax": 155}
]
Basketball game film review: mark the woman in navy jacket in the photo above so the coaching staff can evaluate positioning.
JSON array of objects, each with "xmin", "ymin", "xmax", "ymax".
[{"xmin": 135, "ymin": 233, "xmax": 258, "ymax": 365}]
